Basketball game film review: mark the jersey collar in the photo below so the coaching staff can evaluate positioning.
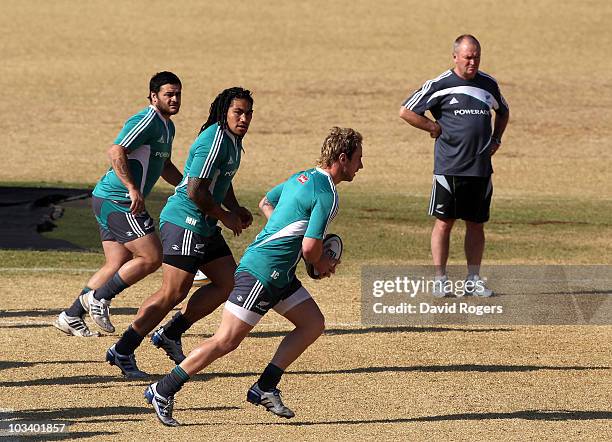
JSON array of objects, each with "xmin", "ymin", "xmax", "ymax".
[
  {"xmin": 224, "ymin": 128, "xmax": 237, "ymax": 146},
  {"xmin": 224, "ymin": 128, "xmax": 243, "ymax": 152},
  {"xmin": 315, "ymin": 167, "xmax": 331, "ymax": 177},
  {"xmin": 150, "ymin": 105, "xmax": 169, "ymax": 121},
  {"xmin": 150, "ymin": 105, "xmax": 170, "ymax": 136}
]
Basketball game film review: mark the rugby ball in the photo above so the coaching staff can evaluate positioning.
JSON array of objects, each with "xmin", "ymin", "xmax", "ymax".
[{"xmin": 304, "ymin": 234, "xmax": 343, "ymax": 279}]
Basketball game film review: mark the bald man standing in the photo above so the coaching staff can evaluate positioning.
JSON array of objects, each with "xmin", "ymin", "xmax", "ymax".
[{"xmin": 399, "ymin": 34, "xmax": 509, "ymax": 297}]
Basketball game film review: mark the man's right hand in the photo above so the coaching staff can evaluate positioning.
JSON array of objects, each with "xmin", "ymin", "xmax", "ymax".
[
  {"xmin": 220, "ymin": 211, "xmax": 243, "ymax": 236},
  {"xmin": 128, "ymin": 188, "xmax": 145, "ymax": 215},
  {"xmin": 313, "ymin": 254, "xmax": 338, "ymax": 279},
  {"xmin": 430, "ymin": 121, "xmax": 442, "ymax": 138}
]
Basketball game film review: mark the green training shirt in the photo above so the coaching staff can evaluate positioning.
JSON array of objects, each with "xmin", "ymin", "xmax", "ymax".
[
  {"xmin": 160, "ymin": 123, "xmax": 242, "ymax": 237},
  {"xmin": 237, "ymin": 168, "xmax": 339, "ymax": 290},
  {"xmin": 93, "ymin": 105, "xmax": 175, "ymax": 202}
]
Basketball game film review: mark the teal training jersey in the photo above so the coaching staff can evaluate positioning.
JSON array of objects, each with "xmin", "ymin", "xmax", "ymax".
[
  {"xmin": 237, "ymin": 168, "xmax": 339, "ymax": 290},
  {"xmin": 160, "ymin": 123, "xmax": 242, "ymax": 237},
  {"xmin": 93, "ymin": 105, "xmax": 175, "ymax": 202}
]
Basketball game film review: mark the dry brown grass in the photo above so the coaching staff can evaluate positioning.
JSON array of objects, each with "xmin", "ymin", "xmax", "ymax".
[
  {"xmin": 2, "ymin": 0, "xmax": 611, "ymax": 199},
  {"xmin": 2, "ymin": 271, "xmax": 611, "ymax": 440},
  {"xmin": 2, "ymin": 1, "xmax": 612, "ymax": 440}
]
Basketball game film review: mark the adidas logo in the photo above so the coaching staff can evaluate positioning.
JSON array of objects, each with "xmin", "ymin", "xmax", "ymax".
[
  {"xmin": 227, "ymin": 157, "xmax": 234, "ymax": 165},
  {"xmin": 157, "ymin": 136, "xmax": 165, "ymax": 143},
  {"xmin": 450, "ymin": 97, "xmax": 459, "ymax": 105}
]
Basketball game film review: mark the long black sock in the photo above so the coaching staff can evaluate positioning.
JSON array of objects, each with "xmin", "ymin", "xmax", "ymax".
[
  {"xmin": 94, "ymin": 272, "xmax": 129, "ymax": 301},
  {"xmin": 156, "ymin": 365, "xmax": 190, "ymax": 397},
  {"xmin": 162, "ymin": 312, "xmax": 193, "ymax": 341},
  {"xmin": 257, "ymin": 363, "xmax": 284, "ymax": 392},
  {"xmin": 64, "ymin": 286, "xmax": 92, "ymax": 317},
  {"xmin": 115, "ymin": 326, "xmax": 145, "ymax": 355}
]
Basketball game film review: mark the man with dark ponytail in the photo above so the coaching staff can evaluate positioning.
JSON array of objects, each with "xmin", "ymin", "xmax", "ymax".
[{"xmin": 106, "ymin": 87, "xmax": 254, "ymax": 378}]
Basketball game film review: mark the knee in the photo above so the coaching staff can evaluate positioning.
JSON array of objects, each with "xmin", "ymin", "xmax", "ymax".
[
  {"xmin": 305, "ymin": 314, "xmax": 325, "ymax": 340},
  {"xmin": 157, "ymin": 286, "xmax": 189, "ymax": 307},
  {"xmin": 142, "ymin": 255, "xmax": 162, "ymax": 274},
  {"xmin": 434, "ymin": 220, "xmax": 454, "ymax": 234},
  {"xmin": 212, "ymin": 335, "xmax": 242, "ymax": 356},
  {"xmin": 314, "ymin": 315, "xmax": 326, "ymax": 338},
  {"xmin": 466, "ymin": 221, "xmax": 484, "ymax": 233}
]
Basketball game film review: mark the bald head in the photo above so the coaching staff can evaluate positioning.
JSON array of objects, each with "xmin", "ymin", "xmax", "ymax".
[
  {"xmin": 453, "ymin": 34, "xmax": 481, "ymax": 54},
  {"xmin": 452, "ymin": 34, "xmax": 481, "ymax": 80}
]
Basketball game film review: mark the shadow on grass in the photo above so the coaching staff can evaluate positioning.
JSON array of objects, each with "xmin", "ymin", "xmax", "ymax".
[
  {"xmin": 0, "ymin": 360, "xmax": 100, "ymax": 371},
  {"xmin": 194, "ymin": 364, "xmax": 610, "ymax": 383},
  {"xmin": 191, "ymin": 325, "xmax": 515, "ymax": 340},
  {"xmin": 19, "ymin": 431, "xmax": 118, "ymax": 440},
  {"xmin": 0, "ymin": 308, "xmax": 138, "ymax": 318},
  {"xmin": 0, "ymin": 323, "xmax": 53, "ymax": 329},
  {"xmin": 1, "ymin": 405, "xmax": 239, "ymax": 439},
  {"xmin": 0, "ymin": 375, "xmax": 136, "ymax": 388},
  {"xmin": 250, "ymin": 410, "xmax": 612, "ymax": 426},
  {"xmin": 2, "ymin": 364, "xmax": 608, "ymax": 388},
  {"xmin": 3, "ymin": 405, "xmax": 239, "ymax": 422}
]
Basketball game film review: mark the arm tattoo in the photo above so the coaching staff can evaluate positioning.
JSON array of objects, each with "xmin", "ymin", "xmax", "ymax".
[
  {"xmin": 111, "ymin": 157, "xmax": 130, "ymax": 181},
  {"xmin": 188, "ymin": 177, "xmax": 215, "ymax": 211}
]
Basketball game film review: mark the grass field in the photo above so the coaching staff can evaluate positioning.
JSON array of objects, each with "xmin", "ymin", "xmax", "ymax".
[{"xmin": 1, "ymin": 0, "xmax": 611, "ymax": 440}]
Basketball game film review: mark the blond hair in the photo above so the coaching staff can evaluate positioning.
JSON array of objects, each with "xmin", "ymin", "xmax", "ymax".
[{"xmin": 317, "ymin": 127, "xmax": 362, "ymax": 168}]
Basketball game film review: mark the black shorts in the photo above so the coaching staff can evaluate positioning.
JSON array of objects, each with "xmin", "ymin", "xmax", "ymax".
[
  {"xmin": 161, "ymin": 222, "xmax": 232, "ymax": 274},
  {"xmin": 92, "ymin": 196, "xmax": 155, "ymax": 243},
  {"xmin": 225, "ymin": 272, "xmax": 311, "ymax": 326},
  {"xmin": 428, "ymin": 175, "xmax": 492, "ymax": 223}
]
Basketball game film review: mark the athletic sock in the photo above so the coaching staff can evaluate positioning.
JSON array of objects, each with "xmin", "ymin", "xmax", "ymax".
[
  {"xmin": 64, "ymin": 286, "xmax": 92, "ymax": 317},
  {"xmin": 94, "ymin": 272, "xmax": 129, "ymax": 301},
  {"xmin": 162, "ymin": 312, "xmax": 193, "ymax": 341},
  {"xmin": 156, "ymin": 365, "xmax": 190, "ymax": 397},
  {"xmin": 257, "ymin": 363, "xmax": 284, "ymax": 392},
  {"xmin": 115, "ymin": 326, "xmax": 145, "ymax": 355}
]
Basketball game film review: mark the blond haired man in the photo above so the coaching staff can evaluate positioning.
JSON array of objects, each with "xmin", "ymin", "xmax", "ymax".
[{"xmin": 144, "ymin": 127, "xmax": 363, "ymax": 426}]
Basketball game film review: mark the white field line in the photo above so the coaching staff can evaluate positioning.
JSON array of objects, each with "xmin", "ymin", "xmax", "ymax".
[
  {"xmin": 0, "ymin": 318, "xmax": 364, "ymax": 328},
  {"xmin": 1, "ymin": 268, "xmax": 610, "ymax": 284},
  {"xmin": 0, "ymin": 268, "xmax": 99, "ymax": 273}
]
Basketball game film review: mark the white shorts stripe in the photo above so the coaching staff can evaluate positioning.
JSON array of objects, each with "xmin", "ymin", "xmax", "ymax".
[
  {"xmin": 428, "ymin": 176, "xmax": 436, "ymax": 215},
  {"xmin": 182, "ymin": 229, "xmax": 192, "ymax": 255},
  {"xmin": 132, "ymin": 214, "xmax": 147, "ymax": 236},
  {"xmin": 244, "ymin": 280, "xmax": 264, "ymax": 311},
  {"xmin": 125, "ymin": 213, "xmax": 145, "ymax": 237}
]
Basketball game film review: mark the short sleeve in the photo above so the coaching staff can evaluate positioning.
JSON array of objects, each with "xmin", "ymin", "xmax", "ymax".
[
  {"xmin": 189, "ymin": 127, "xmax": 224, "ymax": 180},
  {"xmin": 495, "ymin": 87, "xmax": 510, "ymax": 115},
  {"xmin": 402, "ymin": 71, "xmax": 451, "ymax": 115},
  {"xmin": 304, "ymin": 189, "xmax": 337, "ymax": 240},
  {"xmin": 265, "ymin": 182, "xmax": 285, "ymax": 207},
  {"xmin": 114, "ymin": 108, "xmax": 157, "ymax": 152}
]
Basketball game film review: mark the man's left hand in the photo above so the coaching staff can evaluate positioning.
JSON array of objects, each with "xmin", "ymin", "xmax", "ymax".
[
  {"xmin": 234, "ymin": 206, "xmax": 253, "ymax": 229},
  {"xmin": 490, "ymin": 142, "xmax": 501, "ymax": 156}
]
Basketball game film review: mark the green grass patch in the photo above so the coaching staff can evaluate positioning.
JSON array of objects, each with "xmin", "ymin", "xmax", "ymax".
[{"xmin": 1, "ymin": 188, "xmax": 610, "ymax": 270}]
